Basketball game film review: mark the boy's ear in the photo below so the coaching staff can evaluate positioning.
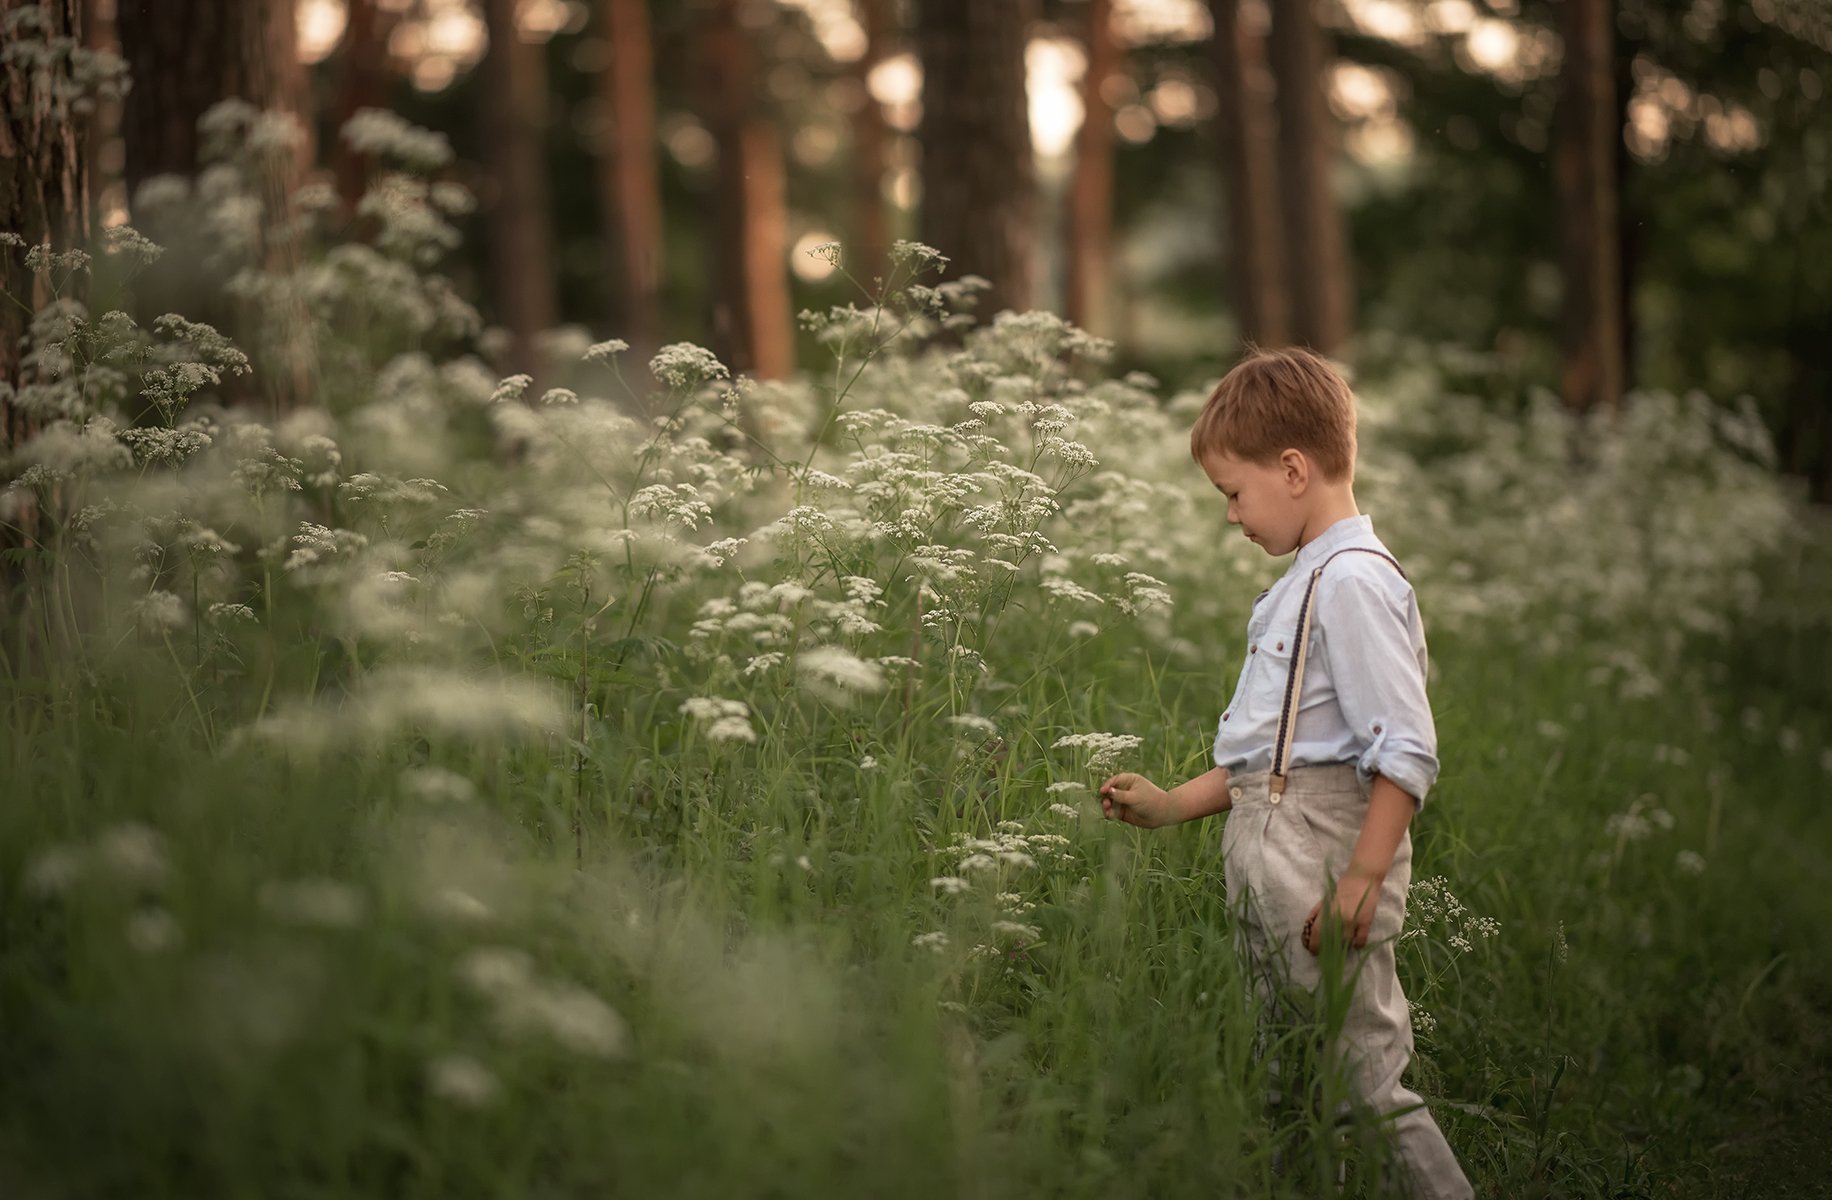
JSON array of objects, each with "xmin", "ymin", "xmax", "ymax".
[{"xmin": 1281, "ymin": 448, "xmax": 1308, "ymax": 492}]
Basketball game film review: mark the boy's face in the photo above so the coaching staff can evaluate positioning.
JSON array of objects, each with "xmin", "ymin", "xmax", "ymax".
[{"xmin": 1199, "ymin": 450, "xmax": 1306, "ymax": 557}]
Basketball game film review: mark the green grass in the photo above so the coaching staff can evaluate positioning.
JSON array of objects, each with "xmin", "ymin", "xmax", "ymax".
[{"xmin": 3, "ymin": 130, "xmax": 1828, "ymax": 1194}]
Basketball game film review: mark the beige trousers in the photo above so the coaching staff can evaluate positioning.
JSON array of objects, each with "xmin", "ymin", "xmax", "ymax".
[{"xmin": 1222, "ymin": 764, "xmax": 1473, "ymax": 1200}]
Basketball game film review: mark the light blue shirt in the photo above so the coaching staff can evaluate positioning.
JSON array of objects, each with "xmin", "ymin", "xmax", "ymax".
[{"xmin": 1212, "ymin": 514, "xmax": 1440, "ymax": 806}]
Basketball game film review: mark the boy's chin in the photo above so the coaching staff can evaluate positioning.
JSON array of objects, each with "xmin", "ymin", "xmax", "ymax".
[{"xmin": 1249, "ymin": 535, "xmax": 1290, "ymax": 556}]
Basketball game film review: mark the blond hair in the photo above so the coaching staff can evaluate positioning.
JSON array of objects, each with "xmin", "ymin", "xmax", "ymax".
[{"xmin": 1188, "ymin": 346, "xmax": 1358, "ymax": 482}]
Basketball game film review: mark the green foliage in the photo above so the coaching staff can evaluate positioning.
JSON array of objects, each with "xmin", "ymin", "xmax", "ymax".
[{"xmin": 3, "ymin": 107, "xmax": 1830, "ymax": 1198}]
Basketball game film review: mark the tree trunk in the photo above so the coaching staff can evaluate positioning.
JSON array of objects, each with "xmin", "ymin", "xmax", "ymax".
[
  {"xmin": 1267, "ymin": 0, "xmax": 1351, "ymax": 353},
  {"xmin": 916, "ymin": 0, "xmax": 1037, "ymax": 318},
  {"xmin": 116, "ymin": 0, "xmax": 309, "ymax": 199},
  {"xmin": 1065, "ymin": 0, "xmax": 1115, "ymax": 336},
  {"xmin": 0, "ymin": 0, "xmax": 94, "ymax": 435},
  {"xmin": 701, "ymin": 0, "xmax": 793, "ymax": 380},
  {"xmin": 592, "ymin": 0, "xmax": 665, "ymax": 360},
  {"xmin": 850, "ymin": 0, "xmax": 891, "ymax": 276},
  {"xmin": 1554, "ymin": 0, "xmax": 1624, "ymax": 414},
  {"xmin": 116, "ymin": 0, "xmax": 312, "ymax": 414},
  {"xmin": 480, "ymin": 0, "xmax": 560, "ymax": 379},
  {"xmin": 0, "ymin": 0, "xmax": 94, "ymax": 579},
  {"xmin": 1208, "ymin": 0, "xmax": 1289, "ymax": 348},
  {"xmin": 332, "ymin": 0, "xmax": 397, "ymax": 210}
]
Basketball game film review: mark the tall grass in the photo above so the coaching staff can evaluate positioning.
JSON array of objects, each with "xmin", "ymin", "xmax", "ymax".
[{"xmin": 2, "ymin": 102, "xmax": 1828, "ymax": 1198}]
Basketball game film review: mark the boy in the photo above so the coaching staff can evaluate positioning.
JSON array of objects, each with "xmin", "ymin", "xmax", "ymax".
[{"xmin": 1098, "ymin": 347, "xmax": 1473, "ymax": 1199}]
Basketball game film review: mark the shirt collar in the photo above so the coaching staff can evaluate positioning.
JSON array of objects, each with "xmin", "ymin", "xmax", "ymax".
[{"xmin": 1292, "ymin": 514, "xmax": 1373, "ymax": 572}]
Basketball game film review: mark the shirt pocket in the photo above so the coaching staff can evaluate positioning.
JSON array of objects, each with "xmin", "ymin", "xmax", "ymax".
[{"xmin": 1241, "ymin": 624, "xmax": 1300, "ymax": 723}]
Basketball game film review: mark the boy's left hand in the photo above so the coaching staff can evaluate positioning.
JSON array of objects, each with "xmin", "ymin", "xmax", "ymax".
[{"xmin": 1302, "ymin": 868, "xmax": 1383, "ymax": 956}]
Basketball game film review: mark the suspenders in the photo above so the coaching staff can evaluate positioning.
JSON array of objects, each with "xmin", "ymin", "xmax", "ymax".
[{"xmin": 1268, "ymin": 547, "xmax": 1408, "ymax": 798}]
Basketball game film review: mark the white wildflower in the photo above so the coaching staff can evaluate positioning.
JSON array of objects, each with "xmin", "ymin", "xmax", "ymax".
[
  {"xmin": 583, "ymin": 338, "xmax": 630, "ymax": 364},
  {"xmin": 1046, "ymin": 781, "xmax": 1088, "ymax": 795},
  {"xmin": 132, "ymin": 590, "xmax": 187, "ymax": 634},
  {"xmin": 930, "ymin": 876, "xmax": 971, "ymax": 895},
  {"xmin": 489, "ymin": 374, "xmax": 532, "ymax": 404},
  {"xmin": 912, "ymin": 931, "xmax": 949, "ymax": 953},
  {"xmin": 400, "ymin": 765, "xmax": 478, "ymax": 804},
  {"xmin": 427, "ymin": 1053, "xmax": 500, "ymax": 1108},
  {"xmin": 1052, "ymin": 731, "xmax": 1142, "ymax": 775},
  {"xmin": 1675, "ymin": 849, "xmax": 1707, "ymax": 876},
  {"xmin": 424, "ymin": 886, "xmax": 493, "ymax": 924},
  {"xmin": 947, "ymin": 714, "xmax": 997, "ymax": 736},
  {"xmin": 456, "ymin": 946, "xmax": 535, "ymax": 996},
  {"xmin": 496, "ymin": 981, "xmax": 630, "ymax": 1058},
  {"xmin": 94, "ymin": 822, "xmax": 169, "ymax": 888},
  {"xmin": 858, "ymin": 755, "xmax": 879, "ymax": 771},
  {"xmin": 649, "ymin": 342, "xmax": 729, "ymax": 390},
  {"xmin": 990, "ymin": 920, "xmax": 1041, "ymax": 943},
  {"xmin": 126, "ymin": 907, "xmax": 183, "ymax": 954},
  {"xmin": 796, "ymin": 645, "xmax": 887, "ymax": 698},
  {"xmin": 22, "ymin": 844, "xmax": 85, "ymax": 898},
  {"xmin": 259, "ymin": 878, "xmax": 368, "ymax": 929},
  {"xmin": 1049, "ymin": 802, "xmax": 1081, "ymax": 819},
  {"xmin": 1409, "ymin": 1001, "xmax": 1438, "ymax": 1036}
]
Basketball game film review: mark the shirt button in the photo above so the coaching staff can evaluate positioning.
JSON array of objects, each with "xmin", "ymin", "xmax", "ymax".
[
  {"xmin": 1229, "ymin": 786, "xmax": 1242, "ymax": 801},
  {"xmin": 1270, "ymin": 792, "xmax": 1282, "ymax": 806},
  {"xmin": 1275, "ymin": 641, "xmax": 1285, "ymax": 651},
  {"xmin": 1373, "ymin": 723, "xmax": 1383, "ymax": 734},
  {"xmin": 1250, "ymin": 645, "xmax": 1257, "ymax": 654},
  {"xmin": 1222, "ymin": 712, "xmax": 1231, "ymax": 721}
]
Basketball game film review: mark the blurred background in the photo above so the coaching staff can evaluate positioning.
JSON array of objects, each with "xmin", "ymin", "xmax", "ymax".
[{"xmin": 7, "ymin": 0, "xmax": 1832, "ymax": 498}]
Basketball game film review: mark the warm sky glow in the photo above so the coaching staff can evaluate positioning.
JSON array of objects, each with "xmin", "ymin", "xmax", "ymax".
[{"xmin": 1027, "ymin": 36, "xmax": 1087, "ymax": 160}]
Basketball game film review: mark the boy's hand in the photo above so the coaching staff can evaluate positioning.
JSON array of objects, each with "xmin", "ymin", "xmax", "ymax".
[
  {"xmin": 1098, "ymin": 773, "xmax": 1181, "ymax": 829},
  {"xmin": 1302, "ymin": 867, "xmax": 1383, "ymax": 956}
]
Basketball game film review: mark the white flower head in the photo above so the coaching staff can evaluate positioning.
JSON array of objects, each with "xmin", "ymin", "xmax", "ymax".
[
  {"xmin": 649, "ymin": 342, "xmax": 729, "ymax": 390},
  {"xmin": 259, "ymin": 878, "xmax": 368, "ymax": 929},
  {"xmin": 796, "ymin": 645, "xmax": 886, "ymax": 702},
  {"xmin": 1051, "ymin": 731, "xmax": 1142, "ymax": 775},
  {"xmin": 912, "ymin": 930, "xmax": 949, "ymax": 952},
  {"xmin": 583, "ymin": 338, "xmax": 630, "ymax": 364},
  {"xmin": 427, "ymin": 1053, "xmax": 501, "ymax": 1108}
]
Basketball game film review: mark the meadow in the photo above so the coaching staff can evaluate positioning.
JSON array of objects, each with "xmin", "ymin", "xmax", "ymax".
[{"xmin": 3, "ymin": 109, "xmax": 1830, "ymax": 1199}]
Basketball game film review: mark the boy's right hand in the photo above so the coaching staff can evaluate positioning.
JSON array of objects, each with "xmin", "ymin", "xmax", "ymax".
[{"xmin": 1099, "ymin": 773, "xmax": 1181, "ymax": 829}]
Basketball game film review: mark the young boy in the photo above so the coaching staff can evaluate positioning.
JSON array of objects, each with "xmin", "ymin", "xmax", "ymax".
[{"xmin": 1098, "ymin": 347, "xmax": 1473, "ymax": 1199}]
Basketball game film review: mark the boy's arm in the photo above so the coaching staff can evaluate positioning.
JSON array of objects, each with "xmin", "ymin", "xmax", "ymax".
[
  {"xmin": 1169, "ymin": 766, "xmax": 1234, "ymax": 823},
  {"xmin": 1347, "ymin": 773, "xmax": 1416, "ymax": 879},
  {"xmin": 1303, "ymin": 772, "xmax": 1417, "ymax": 954},
  {"xmin": 1100, "ymin": 766, "xmax": 1231, "ymax": 828},
  {"xmin": 1319, "ymin": 572, "xmax": 1440, "ymax": 808}
]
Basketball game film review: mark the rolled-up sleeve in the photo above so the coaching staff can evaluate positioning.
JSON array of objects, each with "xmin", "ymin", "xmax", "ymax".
[{"xmin": 1317, "ymin": 571, "xmax": 1440, "ymax": 807}]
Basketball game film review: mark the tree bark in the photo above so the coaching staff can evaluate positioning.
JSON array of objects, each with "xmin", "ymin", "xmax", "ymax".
[
  {"xmin": 480, "ymin": 0, "xmax": 561, "ymax": 379},
  {"xmin": 592, "ymin": 0, "xmax": 665, "ymax": 360},
  {"xmin": 0, "ymin": 0, "xmax": 94, "ymax": 440},
  {"xmin": 1267, "ymin": 0, "xmax": 1351, "ymax": 352},
  {"xmin": 116, "ymin": 0, "xmax": 309, "ymax": 199},
  {"xmin": 916, "ymin": 0, "xmax": 1037, "ymax": 318},
  {"xmin": 332, "ymin": 0, "xmax": 397, "ymax": 210},
  {"xmin": 701, "ymin": 0, "xmax": 794, "ymax": 380},
  {"xmin": 1208, "ymin": 0, "xmax": 1289, "ymax": 348},
  {"xmin": 0, "ymin": 0, "xmax": 95, "ymax": 580},
  {"xmin": 1065, "ymin": 0, "xmax": 1116, "ymax": 336},
  {"xmin": 850, "ymin": 0, "xmax": 891, "ymax": 276},
  {"xmin": 1554, "ymin": 0, "xmax": 1624, "ymax": 414}
]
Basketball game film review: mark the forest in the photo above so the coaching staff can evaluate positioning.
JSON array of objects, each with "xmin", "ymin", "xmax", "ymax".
[{"xmin": 2, "ymin": 1, "xmax": 1830, "ymax": 1197}]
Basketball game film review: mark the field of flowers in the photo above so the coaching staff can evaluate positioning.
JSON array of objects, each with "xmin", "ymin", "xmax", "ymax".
[{"xmin": 3, "ymin": 109, "xmax": 1830, "ymax": 1198}]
